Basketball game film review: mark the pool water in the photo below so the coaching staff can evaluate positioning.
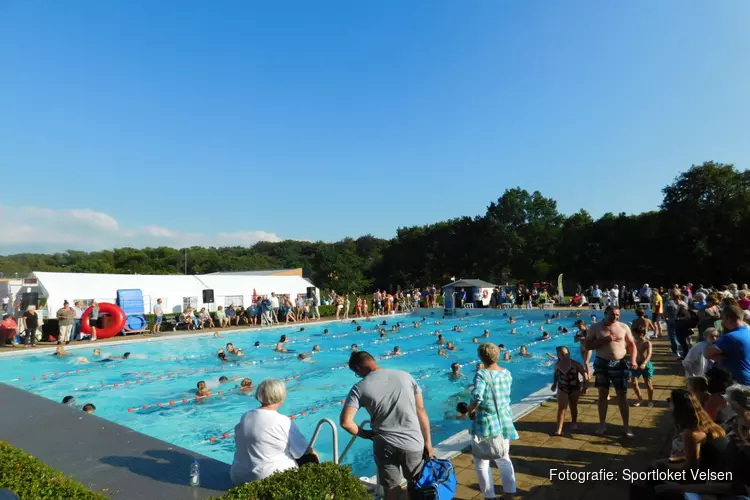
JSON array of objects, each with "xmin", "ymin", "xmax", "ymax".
[{"xmin": 0, "ymin": 309, "xmax": 635, "ymax": 478}]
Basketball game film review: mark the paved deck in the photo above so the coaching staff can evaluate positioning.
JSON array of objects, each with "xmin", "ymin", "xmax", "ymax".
[{"xmin": 449, "ymin": 336, "xmax": 684, "ymax": 500}]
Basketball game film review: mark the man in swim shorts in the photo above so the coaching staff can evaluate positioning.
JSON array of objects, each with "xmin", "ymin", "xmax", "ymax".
[{"xmin": 585, "ymin": 306, "xmax": 638, "ymax": 437}]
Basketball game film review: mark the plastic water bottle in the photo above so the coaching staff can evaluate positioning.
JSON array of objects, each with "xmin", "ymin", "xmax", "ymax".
[{"xmin": 189, "ymin": 459, "xmax": 200, "ymax": 487}]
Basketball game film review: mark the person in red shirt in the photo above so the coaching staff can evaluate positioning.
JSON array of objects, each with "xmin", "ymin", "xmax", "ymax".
[
  {"xmin": 739, "ymin": 290, "xmax": 750, "ymax": 311},
  {"xmin": 1, "ymin": 314, "xmax": 18, "ymax": 345}
]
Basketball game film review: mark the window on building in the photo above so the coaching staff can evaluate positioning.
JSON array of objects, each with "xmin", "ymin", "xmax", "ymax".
[{"xmin": 224, "ymin": 295, "xmax": 243, "ymax": 307}]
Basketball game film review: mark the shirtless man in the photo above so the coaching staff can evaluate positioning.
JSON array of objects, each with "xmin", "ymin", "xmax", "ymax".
[
  {"xmin": 631, "ymin": 308, "xmax": 655, "ymax": 338},
  {"xmin": 585, "ymin": 306, "xmax": 638, "ymax": 437}
]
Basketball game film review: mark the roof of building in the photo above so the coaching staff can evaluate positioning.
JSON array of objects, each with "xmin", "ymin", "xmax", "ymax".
[
  {"xmin": 207, "ymin": 269, "xmax": 301, "ymax": 276},
  {"xmin": 442, "ymin": 279, "xmax": 497, "ymax": 289}
]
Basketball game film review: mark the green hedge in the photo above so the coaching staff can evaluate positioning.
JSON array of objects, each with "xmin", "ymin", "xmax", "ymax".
[
  {"xmin": 217, "ymin": 462, "xmax": 370, "ymax": 500},
  {"xmin": 0, "ymin": 441, "xmax": 106, "ymax": 499}
]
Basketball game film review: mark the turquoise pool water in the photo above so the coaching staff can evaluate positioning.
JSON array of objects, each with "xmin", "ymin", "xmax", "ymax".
[{"xmin": 0, "ymin": 309, "xmax": 635, "ymax": 478}]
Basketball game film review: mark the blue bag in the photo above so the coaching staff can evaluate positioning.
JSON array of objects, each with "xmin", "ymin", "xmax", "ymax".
[{"xmin": 409, "ymin": 458, "xmax": 457, "ymax": 500}]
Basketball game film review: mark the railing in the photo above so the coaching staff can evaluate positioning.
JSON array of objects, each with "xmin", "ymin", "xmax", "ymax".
[
  {"xmin": 307, "ymin": 418, "xmax": 339, "ymax": 464},
  {"xmin": 338, "ymin": 420, "xmax": 371, "ymax": 463}
]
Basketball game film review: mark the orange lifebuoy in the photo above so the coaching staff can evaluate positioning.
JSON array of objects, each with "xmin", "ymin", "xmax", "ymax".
[
  {"xmin": 81, "ymin": 303, "xmax": 126, "ymax": 339},
  {"xmin": 482, "ymin": 290, "xmax": 489, "ymax": 299}
]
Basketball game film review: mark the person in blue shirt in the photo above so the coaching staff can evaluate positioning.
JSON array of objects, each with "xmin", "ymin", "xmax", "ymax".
[{"xmin": 705, "ymin": 305, "xmax": 750, "ymax": 386}]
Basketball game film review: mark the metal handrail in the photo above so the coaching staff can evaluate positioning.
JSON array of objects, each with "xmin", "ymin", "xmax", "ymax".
[
  {"xmin": 306, "ymin": 418, "xmax": 339, "ymax": 464},
  {"xmin": 338, "ymin": 420, "xmax": 371, "ymax": 463}
]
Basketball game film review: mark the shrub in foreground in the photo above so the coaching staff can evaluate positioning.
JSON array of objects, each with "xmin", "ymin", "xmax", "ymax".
[
  {"xmin": 0, "ymin": 441, "xmax": 105, "ymax": 500},
  {"xmin": 219, "ymin": 462, "xmax": 371, "ymax": 500}
]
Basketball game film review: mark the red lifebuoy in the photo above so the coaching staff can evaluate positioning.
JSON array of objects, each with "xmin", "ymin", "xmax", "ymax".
[{"xmin": 81, "ymin": 303, "xmax": 126, "ymax": 339}]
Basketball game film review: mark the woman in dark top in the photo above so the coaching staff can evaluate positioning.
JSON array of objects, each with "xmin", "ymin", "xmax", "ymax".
[
  {"xmin": 23, "ymin": 306, "xmax": 39, "ymax": 347},
  {"xmin": 705, "ymin": 366, "xmax": 735, "ymax": 425}
]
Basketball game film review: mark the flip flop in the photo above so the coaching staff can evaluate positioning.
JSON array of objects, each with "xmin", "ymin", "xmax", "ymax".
[
  {"xmin": 594, "ymin": 427, "xmax": 606, "ymax": 437},
  {"xmin": 549, "ymin": 431, "xmax": 563, "ymax": 437},
  {"xmin": 623, "ymin": 431, "xmax": 635, "ymax": 439}
]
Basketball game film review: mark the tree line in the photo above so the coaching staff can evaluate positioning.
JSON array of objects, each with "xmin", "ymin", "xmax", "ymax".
[{"xmin": 2, "ymin": 162, "xmax": 748, "ymax": 293}]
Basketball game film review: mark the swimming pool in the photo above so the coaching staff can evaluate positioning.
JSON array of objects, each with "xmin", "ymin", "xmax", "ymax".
[{"xmin": 0, "ymin": 308, "xmax": 635, "ymax": 479}]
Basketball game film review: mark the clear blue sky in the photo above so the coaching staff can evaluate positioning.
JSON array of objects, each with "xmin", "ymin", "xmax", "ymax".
[{"xmin": 1, "ymin": 1, "xmax": 749, "ymax": 252}]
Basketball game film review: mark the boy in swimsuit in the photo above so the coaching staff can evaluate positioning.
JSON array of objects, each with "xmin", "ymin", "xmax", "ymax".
[
  {"xmin": 630, "ymin": 326, "xmax": 655, "ymax": 407},
  {"xmin": 550, "ymin": 346, "xmax": 588, "ymax": 436},
  {"xmin": 631, "ymin": 308, "xmax": 655, "ymax": 339},
  {"xmin": 239, "ymin": 378, "xmax": 254, "ymax": 393}
]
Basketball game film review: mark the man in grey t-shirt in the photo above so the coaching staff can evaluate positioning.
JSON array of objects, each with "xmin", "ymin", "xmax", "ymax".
[{"xmin": 340, "ymin": 352, "xmax": 433, "ymax": 499}]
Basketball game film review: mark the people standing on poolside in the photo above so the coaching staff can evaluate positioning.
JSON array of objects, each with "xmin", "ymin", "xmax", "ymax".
[
  {"xmin": 153, "ymin": 298, "xmax": 164, "ymax": 334},
  {"xmin": 343, "ymin": 294, "xmax": 350, "ymax": 320},
  {"xmin": 468, "ymin": 343, "xmax": 518, "ymax": 500},
  {"xmin": 682, "ymin": 327, "xmax": 718, "ymax": 378},
  {"xmin": 585, "ymin": 306, "xmax": 637, "ymax": 437},
  {"xmin": 56, "ymin": 300, "xmax": 75, "ymax": 345},
  {"xmin": 72, "ymin": 300, "xmax": 84, "ymax": 341},
  {"xmin": 651, "ymin": 289, "xmax": 664, "ymax": 338},
  {"xmin": 311, "ymin": 292, "xmax": 321, "ymax": 321},
  {"xmin": 630, "ymin": 326, "xmax": 654, "ymax": 407},
  {"xmin": 89, "ymin": 300, "xmax": 100, "ymax": 341},
  {"xmin": 631, "ymin": 308, "xmax": 655, "ymax": 338},
  {"xmin": 22, "ymin": 305, "xmax": 39, "ymax": 347},
  {"xmin": 550, "ymin": 346, "xmax": 588, "ymax": 436},
  {"xmin": 340, "ymin": 351, "xmax": 434, "ymax": 500},
  {"xmin": 705, "ymin": 304, "xmax": 750, "ymax": 386}
]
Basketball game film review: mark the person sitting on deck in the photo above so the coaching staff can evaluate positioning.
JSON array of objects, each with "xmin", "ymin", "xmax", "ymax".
[
  {"xmin": 230, "ymin": 379, "xmax": 317, "ymax": 485},
  {"xmin": 1, "ymin": 314, "xmax": 18, "ymax": 345}
]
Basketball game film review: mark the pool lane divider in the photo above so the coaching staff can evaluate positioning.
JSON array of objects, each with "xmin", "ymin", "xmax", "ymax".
[
  {"xmin": 199, "ymin": 395, "xmax": 350, "ymax": 444},
  {"xmin": 2, "ymin": 361, "xmax": 121, "ymax": 383}
]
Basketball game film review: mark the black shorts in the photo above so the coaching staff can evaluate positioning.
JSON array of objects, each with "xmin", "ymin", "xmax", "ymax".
[
  {"xmin": 90, "ymin": 318, "xmax": 102, "ymax": 328},
  {"xmin": 652, "ymin": 313, "xmax": 662, "ymax": 322},
  {"xmin": 594, "ymin": 357, "xmax": 631, "ymax": 391}
]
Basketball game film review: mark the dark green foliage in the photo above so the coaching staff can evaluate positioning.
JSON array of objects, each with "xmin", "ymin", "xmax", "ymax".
[
  {"xmin": 0, "ymin": 441, "xmax": 106, "ymax": 499},
  {"xmin": 217, "ymin": 462, "xmax": 370, "ymax": 500},
  {"xmin": 2, "ymin": 162, "xmax": 748, "ymax": 287}
]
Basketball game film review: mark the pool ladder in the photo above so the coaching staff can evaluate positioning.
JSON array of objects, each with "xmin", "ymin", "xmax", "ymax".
[{"xmin": 305, "ymin": 418, "xmax": 373, "ymax": 465}]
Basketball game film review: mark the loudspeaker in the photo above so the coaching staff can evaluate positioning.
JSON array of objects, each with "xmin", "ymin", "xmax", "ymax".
[
  {"xmin": 202, "ymin": 289, "xmax": 215, "ymax": 303},
  {"xmin": 21, "ymin": 292, "xmax": 39, "ymax": 309},
  {"xmin": 306, "ymin": 287, "xmax": 316, "ymax": 299}
]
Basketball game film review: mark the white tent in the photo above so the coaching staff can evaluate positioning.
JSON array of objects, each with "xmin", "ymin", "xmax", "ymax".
[{"xmin": 25, "ymin": 272, "xmax": 316, "ymax": 315}]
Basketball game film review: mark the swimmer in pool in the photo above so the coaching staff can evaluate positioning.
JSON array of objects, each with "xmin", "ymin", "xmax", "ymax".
[
  {"xmin": 391, "ymin": 346, "xmax": 402, "ymax": 356},
  {"xmin": 239, "ymin": 378, "xmax": 254, "ymax": 393},
  {"xmin": 351, "ymin": 320, "xmax": 357, "ymax": 325},
  {"xmin": 435, "ymin": 321, "xmax": 441, "ymax": 325},
  {"xmin": 413, "ymin": 321, "xmax": 421, "ymax": 328},
  {"xmin": 298, "ymin": 353, "xmax": 314, "ymax": 363},
  {"xmin": 539, "ymin": 326, "xmax": 545, "ymax": 332},
  {"xmin": 279, "ymin": 335, "xmax": 288, "ymax": 344},
  {"xmin": 323, "ymin": 329, "xmax": 329, "ymax": 335},
  {"xmin": 446, "ymin": 341, "xmax": 457, "ymax": 351},
  {"xmin": 226, "ymin": 343, "xmax": 236, "ymax": 354},
  {"xmin": 254, "ymin": 341, "xmax": 261, "ymax": 347},
  {"xmin": 312, "ymin": 345, "xmax": 320, "ymax": 352},
  {"xmin": 528, "ymin": 320, "xmax": 534, "ymax": 325},
  {"xmin": 472, "ymin": 337, "xmax": 479, "ymax": 344},
  {"xmin": 452, "ymin": 325, "xmax": 463, "ymax": 333},
  {"xmin": 109, "ymin": 352, "xmax": 131, "ymax": 360},
  {"xmin": 503, "ymin": 351, "xmax": 512, "ymax": 361},
  {"xmin": 482, "ymin": 329, "xmax": 490, "ymax": 338},
  {"xmin": 437, "ymin": 348, "xmax": 448, "ymax": 357},
  {"xmin": 235, "ymin": 349, "xmax": 245, "ymax": 357},
  {"xmin": 590, "ymin": 315, "xmax": 597, "ymax": 322},
  {"xmin": 213, "ymin": 331, "xmax": 221, "ymax": 338},
  {"xmin": 274, "ymin": 342, "xmax": 288, "ymax": 353},
  {"xmin": 498, "ymin": 344, "xmax": 506, "ymax": 351},
  {"xmin": 351, "ymin": 344, "xmax": 358, "ymax": 352},
  {"xmin": 382, "ymin": 320, "xmax": 388, "ymax": 326},
  {"xmin": 218, "ymin": 352, "xmax": 229, "ymax": 362},
  {"xmin": 508, "ymin": 317, "xmax": 516, "ymax": 324},
  {"xmin": 300, "ymin": 327, "xmax": 306, "ymax": 331},
  {"xmin": 53, "ymin": 345, "xmax": 70, "ymax": 357},
  {"xmin": 391, "ymin": 325, "xmax": 398, "ymax": 332},
  {"xmin": 436, "ymin": 334, "xmax": 445, "ymax": 345},
  {"xmin": 445, "ymin": 402, "xmax": 471, "ymax": 420},
  {"xmin": 546, "ymin": 319, "xmax": 552, "ymax": 325},
  {"xmin": 449, "ymin": 363, "xmax": 464, "ymax": 380},
  {"xmin": 92, "ymin": 349, "xmax": 102, "ymax": 357},
  {"xmin": 356, "ymin": 326, "xmax": 362, "ymax": 331},
  {"xmin": 379, "ymin": 332, "xmax": 386, "ymax": 340},
  {"xmin": 196, "ymin": 381, "xmax": 210, "ymax": 397},
  {"xmin": 219, "ymin": 376, "xmax": 230, "ymax": 385},
  {"xmin": 519, "ymin": 345, "xmax": 532, "ymax": 358},
  {"xmin": 539, "ymin": 332, "xmax": 550, "ymax": 341},
  {"xmin": 511, "ymin": 328, "xmax": 517, "ymax": 334}
]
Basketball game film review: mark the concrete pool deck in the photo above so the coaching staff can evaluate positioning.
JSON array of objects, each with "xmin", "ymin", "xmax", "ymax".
[{"xmin": 445, "ymin": 336, "xmax": 684, "ymax": 500}]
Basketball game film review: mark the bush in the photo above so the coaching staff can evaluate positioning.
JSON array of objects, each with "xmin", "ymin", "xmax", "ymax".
[
  {"xmin": 0, "ymin": 441, "xmax": 105, "ymax": 499},
  {"xmin": 218, "ymin": 462, "xmax": 370, "ymax": 500}
]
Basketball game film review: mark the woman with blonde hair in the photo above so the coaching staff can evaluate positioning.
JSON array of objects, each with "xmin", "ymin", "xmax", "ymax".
[
  {"xmin": 468, "ymin": 343, "xmax": 518, "ymax": 500},
  {"xmin": 230, "ymin": 379, "xmax": 317, "ymax": 485}
]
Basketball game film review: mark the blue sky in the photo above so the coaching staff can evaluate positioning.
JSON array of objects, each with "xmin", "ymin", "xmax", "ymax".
[{"xmin": 1, "ymin": 1, "xmax": 749, "ymax": 252}]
